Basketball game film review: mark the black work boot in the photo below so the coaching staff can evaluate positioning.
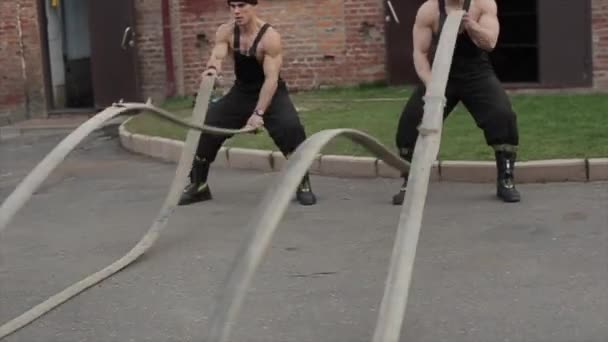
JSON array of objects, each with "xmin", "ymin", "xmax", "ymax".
[
  {"xmin": 392, "ymin": 176, "xmax": 409, "ymax": 205},
  {"xmin": 495, "ymin": 151, "xmax": 521, "ymax": 203},
  {"xmin": 296, "ymin": 173, "xmax": 317, "ymax": 205},
  {"xmin": 178, "ymin": 157, "xmax": 212, "ymax": 206},
  {"xmin": 392, "ymin": 149, "xmax": 413, "ymax": 205}
]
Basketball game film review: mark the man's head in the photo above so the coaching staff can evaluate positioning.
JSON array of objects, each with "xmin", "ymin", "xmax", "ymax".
[{"xmin": 227, "ymin": 0, "xmax": 258, "ymax": 26}]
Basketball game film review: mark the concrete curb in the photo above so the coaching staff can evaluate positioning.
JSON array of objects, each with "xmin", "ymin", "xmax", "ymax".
[
  {"xmin": 0, "ymin": 125, "xmax": 77, "ymax": 141},
  {"xmin": 0, "ymin": 115, "xmax": 97, "ymax": 142},
  {"xmin": 118, "ymin": 121, "xmax": 608, "ymax": 183}
]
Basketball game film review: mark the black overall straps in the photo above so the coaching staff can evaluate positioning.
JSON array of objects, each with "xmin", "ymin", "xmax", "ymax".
[
  {"xmin": 234, "ymin": 24, "xmax": 240, "ymax": 52},
  {"xmin": 248, "ymin": 23, "xmax": 271, "ymax": 56},
  {"xmin": 233, "ymin": 23, "xmax": 271, "ymax": 56},
  {"xmin": 232, "ymin": 23, "xmax": 273, "ymax": 87}
]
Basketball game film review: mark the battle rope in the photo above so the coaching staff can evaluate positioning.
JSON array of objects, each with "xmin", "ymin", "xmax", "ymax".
[
  {"xmin": 0, "ymin": 80, "xmax": 254, "ymax": 236},
  {"xmin": 0, "ymin": 11, "xmax": 463, "ymax": 342},
  {"xmin": 371, "ymin": 11, "xmax": 463, "ymax": 342},
  {"xmin": 0, "ymin": 75, "xmax": 235, "ymax": 338},
  {"xmin": 203, "ymin": 12, "xmax": 463, "ymax": 342}
]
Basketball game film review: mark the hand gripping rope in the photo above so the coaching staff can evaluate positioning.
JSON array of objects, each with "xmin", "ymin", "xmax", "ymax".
[{"xmin": 0, "ymin": 11, "xmax": 464, "ymax": 342}]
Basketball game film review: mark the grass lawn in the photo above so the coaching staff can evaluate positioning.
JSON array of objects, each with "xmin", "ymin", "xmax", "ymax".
[{"xmin": 124, "ymin": 85, "xmax": 608, "ymax": 161}]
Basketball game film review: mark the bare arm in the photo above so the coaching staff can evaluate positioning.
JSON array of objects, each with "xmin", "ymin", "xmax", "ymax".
[
  {"xmin": 205, "ymin": 23, "xmax": 231, "ymax": 73},
  {"xmin": 412, "ymin": 4, "xmax": 434, "ymax": 86},
  {"xmin": 463, "ymin": 0, "xmax": 499, "ymax": 51},
  {"xmin": 254, "ymin": 29, "xmax": 282, "ymax": 114}
]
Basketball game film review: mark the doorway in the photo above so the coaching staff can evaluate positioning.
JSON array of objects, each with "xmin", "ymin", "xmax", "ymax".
[
  {"xmin": 44, "ymin": 0, "xmax": 94, "ymax": 110},
  {"xmin": 384, "ymin": 0, "xmax": 539, "ymax": 85},
  {"xmin": 40, "ymin": 0, "xmax": 140, "ymax": 112},
  {"xmin": 489, "ymin": 0, "xmax": 539, "ymax": 84},
  {"xmin": 383, "ymin": 0, "xmax": 591, "ymax": 88},
  {"xmin": 384, "ymin": 0, "xmax": 426, "ymax": 85}
]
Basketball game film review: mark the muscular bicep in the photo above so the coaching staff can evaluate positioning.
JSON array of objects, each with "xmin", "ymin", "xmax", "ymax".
[
  {"xmin": 209, "ymin": 25, "xmax": 231, "ymax": 61},
  {"xmin": 412, "ymin": 7, "xmax": 433, "ymax": 57},
  {"xmin": 478, "ymin": 0, "xmax": 500, "ymax": 43},
  {"xmin": 211, "ymin": 41, "xmax": 229, "ymax": 61},
  {"xmin": 413, "ymin": 22, "xmax": 433, "ymax": 57},
  {"xmin": 262, "ymin": 31, "xmax": 282, "ymax": 82}
]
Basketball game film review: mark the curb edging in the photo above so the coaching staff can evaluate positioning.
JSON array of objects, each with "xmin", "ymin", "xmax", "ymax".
[
  {"xmin": 118, "ymin": 122, "xmax": 608, "ymax": 183},
  {"xmin": 0, "ymin": 125, "xmax": 77, "ymax": 142}
]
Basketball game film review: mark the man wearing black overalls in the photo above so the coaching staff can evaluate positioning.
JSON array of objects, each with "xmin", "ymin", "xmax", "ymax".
[
  {"xmin": 392, "ymin": 0, "xmax": 521, "ymax": 205},
  {"xmin": 179, "ymin": 0, "xmax": 317, "ymax": 206}
]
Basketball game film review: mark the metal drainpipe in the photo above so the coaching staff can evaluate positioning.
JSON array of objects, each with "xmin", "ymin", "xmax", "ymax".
[{"xmin": 161, "ymin": 0, "xmax": 176, "ymax": 97}]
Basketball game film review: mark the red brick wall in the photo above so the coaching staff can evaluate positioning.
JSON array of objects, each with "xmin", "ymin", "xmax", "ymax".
[
  {"xmin": 135, "ymin": 0, "xmax": 168, "ymax": 102},
  {"xmin": 127, "ymin": 0, "xmax": 608, "ymax": 97},
  {"xmin": 0, "ymin": 1, "xmax": 26, "ymax": 122},
  {"xmin": 2, "ymin": 0, "xmax": 608, "ymax": 123},
  {"xmin": 0, "ymin": 0, "xmax": 45, "ymax": 123},
  {"xmin": 168, "ymin": 0, "xmax": 185, "ymax": 95},
  {"xmin": 592, "ymin": 0, "xmax": 608, "ymax": 89},
  {"xmin": 174, "ymin": 0, "xmax": 386, "ymax": 95}
]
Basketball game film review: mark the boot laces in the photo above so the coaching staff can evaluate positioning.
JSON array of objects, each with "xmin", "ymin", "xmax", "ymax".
[
  {"xmin": 501, "ymin": 178, "xmax": 515, "ymax": 189},
  {"xmin": 298, "ymin": 178, "xmax": 311, "ymax": 192},
  {"xmin": 299, "ymin": 183, "xmax": 311, "ymax": 192},
  {"xmin": 400, "ymin": 177, "xmax": 408, "ymax": 191}
]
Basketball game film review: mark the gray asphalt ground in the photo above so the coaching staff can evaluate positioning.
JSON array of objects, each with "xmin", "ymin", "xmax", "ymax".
[{"xmin": 1, "ymin": 132, "xmax": 606, "ymax": 342}]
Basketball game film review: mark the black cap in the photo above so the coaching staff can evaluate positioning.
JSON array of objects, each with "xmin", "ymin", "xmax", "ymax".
[{"xmin": 227, "ymin": 0, "xmax": 258, "ymax": 5}]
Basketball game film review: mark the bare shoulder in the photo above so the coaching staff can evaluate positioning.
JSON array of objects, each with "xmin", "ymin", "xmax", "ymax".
[
  {"xmin": 261, "ymin": 26, "xmax": 282, "ymax": 55},
  {"xmin": 416, "ymin": 1, "xmax": 437, "ymax": 25},
  {"xmin": 215, "ymin": 21, "xmax": 234, "ymax": 41},
  {"xmin": 478, "ymin": 0, "xmax": 497, "ymax": 14}
]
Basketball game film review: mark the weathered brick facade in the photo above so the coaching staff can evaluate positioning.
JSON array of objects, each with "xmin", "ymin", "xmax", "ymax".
[
  {"xmin": 1, "ymin": 0, "xmax": 608, "ymax": 121},
  {"xmin": 134, "ymin": 0, "xmax": 168, "ymax": 102},
  {"xmin": 592, "ymin": 0, "xmax": 608, "ymax": 88},
  {"xmin": 0, "ymin": 0, "xmax": 45, "ymax": 124},
  {"xmin": 171, "ymin": 0, "xmax": 386, "ymax": 95}
]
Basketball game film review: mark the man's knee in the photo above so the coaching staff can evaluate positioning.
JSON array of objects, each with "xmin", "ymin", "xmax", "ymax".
[
  {"xmin": 270, "ymin": 119, "xmax": 307, "ymax": 155},
  {"xmin": 485, "ymin": 108, "xmax": 519, "ymax": 146},
  {"xmin": 195, "ymin": 133, "xmax": 228, "ymax": 162},
  {"xmin": 395, "ymin": 108, "xmax": 422, "ymax": 151},
  {"xmin": 395, "ymin": 86, "xmax": 426, "ymax": 148},
  {"xmin": 284, "ymin": 119, "xmax": 307, "ymax": 145},
  {"xmin": 202, "ymin": 101, "xmax": 223, "ymax": 125},
  {"xmin": 496, "ymin": 108, "xmax": 518, "ymax": 131}
]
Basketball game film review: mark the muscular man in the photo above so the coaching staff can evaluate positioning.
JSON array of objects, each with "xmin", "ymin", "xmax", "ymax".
[
  {"xmin": 392, "ymin": 0, "xmax": 521, "ymax": 204},
  {"xmin": 179, "ymin": 0, "xmax": 317, "ymax": 206}
]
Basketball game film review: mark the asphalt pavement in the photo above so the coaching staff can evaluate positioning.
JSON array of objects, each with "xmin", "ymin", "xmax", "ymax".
[{"xmin": 1, "ymin": 132, "xmax": 606, "ymax": 342}]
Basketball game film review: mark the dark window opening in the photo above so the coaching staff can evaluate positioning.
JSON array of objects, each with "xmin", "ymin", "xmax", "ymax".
[{"xmin": 490, "ymin": 0, "xmax": 539, "ymax": 83}]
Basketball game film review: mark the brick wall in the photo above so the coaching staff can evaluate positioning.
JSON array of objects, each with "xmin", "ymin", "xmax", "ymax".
[
  {"xmin": 130, "ymin": 0, "xmax": 608, "ymax": 97},
  {"xmin": 174, "ymin": 0, "xmax": 386, "ymax": 95},
  {"xmin": 2, "ymin": 0, "xmax": 607, "ymax": 123},
  {"xmin": 0, "ymin": 0, "xmax": 45, "ymax": 124},
  {"xmin": 169, "ymin": 0, "xmax": 186, "ymax": 95},
  {"xmin": 592, "ymin": 0, "xmax": 608, "ymax": 89},
  {"xmin": 134, "ymin": 0, "xmax": 168, "ymax": 102}
]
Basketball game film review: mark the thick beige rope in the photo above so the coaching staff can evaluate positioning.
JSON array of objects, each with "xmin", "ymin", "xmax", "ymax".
[
  {"xmin": 1, "ymin": 11, "xmax": 462, "ymax": 341},
  {"xmin": 371, "ymin": 10, "xmax": 464, "ymax": 342},
  {"xmin": 203, "ymin": 11, "xmax": 464, "ymax": 342},
  {"xmin": 0, "ymin": 75, "xmax": 236, "ymax": 339}
]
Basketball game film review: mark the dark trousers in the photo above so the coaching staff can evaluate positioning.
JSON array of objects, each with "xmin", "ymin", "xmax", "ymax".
[
  {"xmin": 195, "ymin": 82, "xmax": 307, "ymax": 162},
  {"xmin": 396, "ymin": 73, "xmax": 519, "ymax": 156}
]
